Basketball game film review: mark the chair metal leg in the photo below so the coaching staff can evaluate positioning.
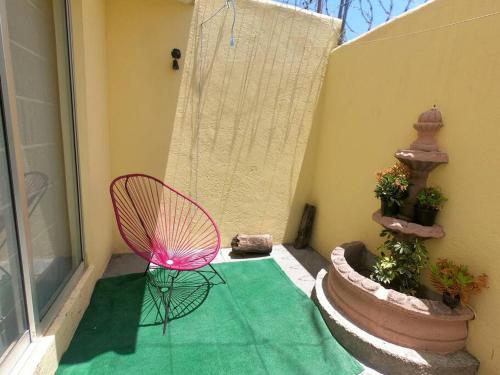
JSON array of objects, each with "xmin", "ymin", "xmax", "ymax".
[
  {"xmin": 162, "ymin": 271, "xmax": 177, "ymax": 335},
  {"xmin": 208, "ymin": 263, "xmax": 226, "ymax": 284},
  {"xmin": 145, "ymin": 281, "xmax": 163, "ymax": 323}
]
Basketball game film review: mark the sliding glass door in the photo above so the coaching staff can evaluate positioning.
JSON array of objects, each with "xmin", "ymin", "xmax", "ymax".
[
  {"xmin": 3, "ymin": 0, "xmax": 82, "ymax": 319},
  {"xmin": 0, "ymin": 98, "xmax": 29, "ymax": 367},
  {"xmin": 0, "ymin": 0, "xmax": 82, "ymax": 369}
]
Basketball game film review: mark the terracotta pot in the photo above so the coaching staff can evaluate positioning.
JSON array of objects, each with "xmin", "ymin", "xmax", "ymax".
[
  {"xmin": 381, "ymin": 198, "xmax": 399, "ymax": 217},
  {"xmin": 414, "ymin": 205, "xmax": 438, "ymax": 226},
  {"xmin": 443, "ymin": 292, "xmax": 461, "ymax": 309}
]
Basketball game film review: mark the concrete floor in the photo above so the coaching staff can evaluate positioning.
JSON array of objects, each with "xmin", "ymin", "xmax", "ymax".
[{"xmin": 103, "ymin": 244, "xmax": 329, "ymax": 297}]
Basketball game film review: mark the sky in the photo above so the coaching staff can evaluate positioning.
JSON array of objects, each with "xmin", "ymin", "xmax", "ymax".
[{"xmin": 275, "ymin": 0, "xmax": 428, "ymax": 41}]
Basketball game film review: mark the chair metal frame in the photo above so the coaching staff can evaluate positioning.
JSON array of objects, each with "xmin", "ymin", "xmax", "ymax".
[{"xmin": 110, "ymin": 173, "xmax": 223, "ymax": 334}]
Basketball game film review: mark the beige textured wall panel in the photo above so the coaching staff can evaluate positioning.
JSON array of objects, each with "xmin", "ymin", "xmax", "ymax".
[
  {"xmin": 165, "ymin": 0, "xmax": 339, "ymax": 245},
  {"xmin": 310, "ymin": 0, "xmax": 500, "ymax": 372}
]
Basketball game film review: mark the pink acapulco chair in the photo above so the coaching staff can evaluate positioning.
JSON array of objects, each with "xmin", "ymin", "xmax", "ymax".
[{"xmin": 110, "ymin": 174, "xmax": 223, "ymax": 334}]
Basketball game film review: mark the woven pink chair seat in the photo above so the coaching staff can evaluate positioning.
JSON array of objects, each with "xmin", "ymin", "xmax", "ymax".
[{"xmin": 110, "ymin": 174, "xmax": 221, "ymax": 271}]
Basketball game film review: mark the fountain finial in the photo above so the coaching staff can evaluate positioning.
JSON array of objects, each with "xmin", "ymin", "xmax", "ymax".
[{"xmin": 411, "ymin": 106, "xmax": 443, "ymax": 151}]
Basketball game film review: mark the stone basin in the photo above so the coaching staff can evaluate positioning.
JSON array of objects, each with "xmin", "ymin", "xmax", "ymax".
[{"xmin": 326, "ymin": 241, "xmax": 475, "ymax": 354}]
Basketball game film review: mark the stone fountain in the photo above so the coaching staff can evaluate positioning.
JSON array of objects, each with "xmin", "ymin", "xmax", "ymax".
[
  {"xmin": 397, "ymin": 106, "xmax": 449, "ymax": 218},
  {"xmin": 313, "ymin": 108, "xmax": 479, "ymax": 375},
  {"xmin": 373, "ymin": 106, "xmax": 448, "ymax": 239}
]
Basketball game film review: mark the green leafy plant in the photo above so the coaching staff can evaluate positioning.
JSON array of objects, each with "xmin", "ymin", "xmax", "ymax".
[
  {"xmin": 430, "ymin": 259, "xmax": 488, "ymax": 304},
  {"xmin": 416, "ymin": 187, "xmax": 447, "ymax": 210},
  {"xmin": 371, "ymin": 230, "xmax": 429, "ymax": 295},
  {"xmin": 374, "ymin": 163, "xmax": 410, "ymax": 208}
]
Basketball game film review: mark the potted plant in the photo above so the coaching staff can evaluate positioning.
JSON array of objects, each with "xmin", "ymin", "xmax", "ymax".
[
  {"xmin": 430, "ymin": 258, "xmax": 488, "ymax": 309},
  {"xmin": 370, "ymin": 230, "xmax": 428, "ymax": 296},
  {"xmin": 374, "ymin": 163, "xmax": 409, "ymax": 217},
  {"xmin": 414, "ymin": 186, "xmax": 447, "ymax": 226}
]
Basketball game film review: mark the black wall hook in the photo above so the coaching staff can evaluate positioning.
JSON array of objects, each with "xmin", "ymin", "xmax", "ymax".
[{"xmin": 171, "ymin": 48, "xmax": 181, "ymax": 70}]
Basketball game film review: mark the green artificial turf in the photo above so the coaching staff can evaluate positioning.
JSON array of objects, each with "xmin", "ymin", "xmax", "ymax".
[{"xmin": 57, "ymin": 259, "xmax": 362, "ymax": 375}]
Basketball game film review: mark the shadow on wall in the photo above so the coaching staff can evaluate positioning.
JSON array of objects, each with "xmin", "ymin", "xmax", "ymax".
[{"xmin": 163, "ymin": 0, "xmax": 339, "ymax": 245}]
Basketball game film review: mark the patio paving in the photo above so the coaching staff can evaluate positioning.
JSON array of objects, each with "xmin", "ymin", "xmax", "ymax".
[
  {"xmin": 103, "ymin": 244, "xmax": 328, "ymax": 296},
  {"xmin": 103, "ymin": 244, "xmax": 380, "ymax": 374}
]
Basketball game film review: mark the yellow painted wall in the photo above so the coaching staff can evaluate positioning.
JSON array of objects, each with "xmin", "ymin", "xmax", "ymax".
[
  {"xmin": 106, "ymin": 0, "xmax": 194, "ymax": 250},
  {"xmin": 164, "ymin": 0, "xmax": 339, "ymax": 246},
  {"xmin": 72, "ymin": 0, "xmax": 113, "ymax": 277},
  {"xmin": 106, "ymin": 0, "xmax": 339, "ymax": 248},
  {"xmin": 309, "ymin": 0, "xmax": 500, "ymax": 372}
]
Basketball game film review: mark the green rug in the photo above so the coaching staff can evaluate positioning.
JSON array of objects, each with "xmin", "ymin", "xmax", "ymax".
[{"xmin": 57, "ymin": 259, "xmax": 362, "ymax": 375}]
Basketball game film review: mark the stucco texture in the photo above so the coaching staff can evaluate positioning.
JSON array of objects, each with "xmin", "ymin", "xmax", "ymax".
[
  {"xmin": 308, "ymin": 0, "xmax": 500, "ymax": 372},
  {"xmin": 164, "ymin": 0, "xmax": 339, "ymax": 246}
]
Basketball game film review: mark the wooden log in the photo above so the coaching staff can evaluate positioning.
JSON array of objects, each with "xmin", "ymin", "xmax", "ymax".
[
  {"xmin": 231, "ymin": 234, "xmax": 273, "ymax": 254},
  {"xmin": 294, "ymin": 203, "xmax": 316, "ymax": 249}
]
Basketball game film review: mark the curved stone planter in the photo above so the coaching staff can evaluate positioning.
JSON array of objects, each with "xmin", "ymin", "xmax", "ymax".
[{"xmin": 326, "ymin": 242, "xmax": 475, "ymax": 354}]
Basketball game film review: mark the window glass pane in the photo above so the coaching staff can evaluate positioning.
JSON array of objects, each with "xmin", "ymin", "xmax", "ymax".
[
  {"xmin": 5, "ymin": 0, "xmax": 82, "ymax": 318},
  {"xmin": 0, "ymin": 107, "xmax": 28, "ymax": 360}
]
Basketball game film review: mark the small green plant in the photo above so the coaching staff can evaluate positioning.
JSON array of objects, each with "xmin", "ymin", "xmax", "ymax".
[
  {"xmin": 374, "ymin": 163, "xmax": 410, "ymax": 208},
  {"xmin": 371, "ymin": 230, "xmax": 429, "ymax": 295},
  {"xmin": 430, "ymin": 259, "xmax": 488, "ymax": 304},
  {"xmin": 416, "ymin": 187, "xmax": 447, "ymax": 210}
]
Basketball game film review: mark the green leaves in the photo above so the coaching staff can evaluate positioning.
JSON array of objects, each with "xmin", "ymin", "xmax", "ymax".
[
  {"xmin": 430, "ymin": 258, "xmax": 488, "ymax": 303},
  {"xmin": 371, "ymin": 231, "xmax": 429, "ymax": 295},
  {"xmin": 456, "ymin": 271, "xmax": 474, "ymax": 286},
  {"xmin": 416, "ymin": 186, "xmax": 447, "ymax": 210},
  {"xmin": 374, "ymin": 163, "xmax": 410, "ymax": 208},
  {"xmin": 374, "ymin": 174, "xmax": 409, "ymax": 207}
]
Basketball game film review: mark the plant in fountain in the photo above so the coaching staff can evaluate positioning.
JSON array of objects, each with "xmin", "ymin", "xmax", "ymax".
[
  {"xmin": 430, "ymin": 258, "xmax": 488, "ymax": 309},
  {"xmin": 374, "ymin": 163, "xmax": 409, "ymax": 217},
  {"xmin": 414, "ymin": 187, "xmax": 447, "ymax": 226},
  {"xmin": 371, "ymin": 230, "xmax": 428, "ymax": 295}
]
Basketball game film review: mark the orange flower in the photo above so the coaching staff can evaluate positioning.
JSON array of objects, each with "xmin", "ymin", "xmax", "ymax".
[{"xmin": 375, "ymin": 162, "xmax": 410, "ymax": 181}]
